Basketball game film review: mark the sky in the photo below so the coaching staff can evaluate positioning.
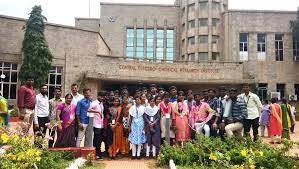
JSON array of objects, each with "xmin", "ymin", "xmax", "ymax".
[{"xmin": 0, "ymin": 0, "xmax": 298, "ymax": 26}]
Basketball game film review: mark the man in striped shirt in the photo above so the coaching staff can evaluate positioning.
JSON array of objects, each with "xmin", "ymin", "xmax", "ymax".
[{"xmin": 224, "ymin": 88, "xmax": 248, "ymax": 138}]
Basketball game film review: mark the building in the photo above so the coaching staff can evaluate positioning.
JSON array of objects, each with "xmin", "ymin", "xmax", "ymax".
[{"xmin": 0, "ymin": 0, "xmax": 299, "ymax": 105}]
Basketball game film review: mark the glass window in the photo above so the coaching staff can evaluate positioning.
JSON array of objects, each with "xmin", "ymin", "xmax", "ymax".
[
  {"xmin": 277, "ymin": 83, "xmax": 285, "ymax": 98},
  {"xmin": 199, "ymin": 35, "xmax": 208, "ymax": 44},
  {"xmin": 126, "ymin": 28, "xmax": 135, "ymax": 58},
  {"xmin": 198, "ymin": 18, "xmax": 208, "ymax": 27},
  {"xmin": 166, "ymin": 29, "xmax": 174, "ymax": 62},
  {"xmin": 258, "ymin": 83, "xmax": 268, "ymax": 101},
  {"xmin": 147, "ymin": 29, "xmax": 154, "ymax": 59},
  {"xmin": 136, "ymin": 29, "xmax": 144, "ymax": 59},
  {"xmin": 188, "ymin": 20, "xmax": 195, "ymax": 29},
  {"xmin": 188, "ymin": 36, "xmax": 195, "ymax": 45},
  {"xmin": 47, "ymin": 66, "xmax": 63, "ymax": 99},
  {"xmin": 188, "ymin": 3, "xmax": 195, "ymax": 12},
  {"xmin": 275, "ymin": 34, "xmax": 284, "ymax": 61},
  {"xmin": 212, "ymin": 52, "xmax": 219, "ymax": 60},
  {"xmin": 199, "ymin": 2, "xmax": 208, "ymax": 10},
  {"xmin": 0, "ymin": 62, "xmax": 18, "ymax": 99},
  {"xmin": 239, "ymin": 33, "xmax": 249, "ymax": 61},
  {"xmin": 257, "ymin": 33, "xmax": 266, "ymax": 52},
  {"xmin": 212, "ymin": 18, "xmax": 220, "ymax": 27},
  {"xmin": 198, "ymin": 52, "xmax": 208, "ymax": 61},
  {"xmin": 295, "ymin": 84, "xmax": 299, "ymax": 97},
  {"xmin": 156, "ymin": 29, "xmax": 164, "ymax": 60},
  {"xmin": 294, "ymin": 38, "xmax": 299, "ymax": 59},
  {"xmin": 212, "ymin": 2, "xmax": 220, "ymax": 11}
]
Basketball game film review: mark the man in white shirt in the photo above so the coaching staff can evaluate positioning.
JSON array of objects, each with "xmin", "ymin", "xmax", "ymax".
[
  {"xmin": 238, "ymin": 83, "xmax": 262, "ymax": 141},
  {"xmin": 71, "ymin": 83, "xmax": 84, "ymax": 105},
  {"xmin": 34, "ymin": 84, "xmax": 50, "ymax": 145}
]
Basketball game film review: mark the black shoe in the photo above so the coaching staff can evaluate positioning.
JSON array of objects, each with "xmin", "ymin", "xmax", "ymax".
[
  {"xmin": 137, "ymin": 156, "xmax": 141, "ymax": 160},
  {"xmin": 132, "ymin": 156, "xmax": 136, "ymax": 160}
]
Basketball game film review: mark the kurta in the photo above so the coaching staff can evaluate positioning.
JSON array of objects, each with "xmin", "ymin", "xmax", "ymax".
[
  {"xmin": 128, "ymin": 105, "xmax": 146, "ymax": 145},
  {"xmin": 160, "ymin": 102, "xmax": 175, "ymax": 139},
  {"xmin": 281, "ymin": 104, "xmax": 291, "ymax": 139},
  {"xmin": 269, "ymin": 103, "xmax": 282, "ymax": 136},
  {"xmin": 120, "ymin": 104, "xmax": 131, "ymax": 154},
  {"xmin": 144, "ymin": 105, "xmax": 161, "ymax": 148},
  {"xmin": 172, "ymin": 101, "xmax": 191, "ymax": 141},
  {"xmin": 108, "ymin": 106, "xmax": 123, "ymax": 157},
  {"xmin": 259, "ymin": 105, "xmax": 270, "ymax": 126}
]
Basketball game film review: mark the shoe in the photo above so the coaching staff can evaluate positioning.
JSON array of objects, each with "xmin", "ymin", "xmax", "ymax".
[
  {"xmin": 132, "ymin": 156, "xmax": 136, "ymax": 160},
  {"xmin": 97, "ymin": 156, "xmax": 103, "ymax": 161},
  {"xmin": 137, "ymin": 156, "xmax": 141, "ymax": 160}
]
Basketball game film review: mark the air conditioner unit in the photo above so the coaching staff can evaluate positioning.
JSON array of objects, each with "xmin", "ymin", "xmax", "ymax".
[
  {"xmin": 270, "ymin": 92, "xmax": 281, "ymax": 100},
  {"xmin": 289, "ymin": 94, "xmax": 298, "ymax": 101},
  {"xmin": 294, "ymin": 56, "xmax": 299, "ymax": 62}
]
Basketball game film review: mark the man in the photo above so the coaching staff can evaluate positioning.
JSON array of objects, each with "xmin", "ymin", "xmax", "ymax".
[
  {"xmin": 158, "ymin": 87, "xmax": 165, "ymax": 96},
  {"xmin": 0, "ymin": 92, "xmax": 8, "ymax": 127},
  {"xmin": 207, "ymin": 89, "xmax": 223, "ymax": 137},
  {"xmin": 48, "ymin": 87, "xmax": 65, "ymax": 147},
  {"xmin": 76, "ymin": 88, "xmax": 92, "ymax": 147},
  {"xmin": 169, "ymin": 86, "xmax": 177, "ymax": 103},
  {"xmin": 71, "ymin": 83, "xmax": 84, "ymax": 105},
  {"xmin": 34, "ymin": 84, "xmax": 50, "ymax": 144},
  {"xmin": 141, "ymin": 87, "xmax": 148, "ymax": 97},
  {"xmin": 17, "ymin": 75, "xmax": 36, "ymax": 135},
  {"xmin": 218, "ymin": 86, "xmax": 231, "ymax": 139},
  {"xmin": 149, "ymin": 84, "xmax": 158, "ymax": 97},
  {"xmin": 238, "ymin": 84, "xmax": 262, "ymax": 141},
  {"xmin": 202, "ymin": 89, "xmax": 209, "ymax": 102},
  {"xmin": 224, "ymin": 88, "xmax": 248, "ymax": 138},
  {"xmin": 88, "ymin": 91, "xmax": 105, "ymax": 160}
]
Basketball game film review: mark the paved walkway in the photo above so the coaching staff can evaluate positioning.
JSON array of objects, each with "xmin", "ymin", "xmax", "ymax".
[{"xmin": 101, "ymin": 159, "xmax": 156, "ymax": 169}]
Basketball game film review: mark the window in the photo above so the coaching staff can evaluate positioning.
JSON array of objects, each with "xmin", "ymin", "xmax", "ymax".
[
  {"xmin": 293, "ymin": 38, "xmax": 299, "ymax": 60},
  {"xmin": 198, "ymin": 18, "xmax": 208, "ymax": 27},
  {"xmin": 0, "ymin": 62, "xmax": 18, "ymax": 99},
  {"xmin": 156, "ymin": 29, "xmax": 164, "ymax": 61},
  {"xmin": 277, "ymin": 83, "xmax": 285, "ymax": 98},
  {"xmin": 188, "ymin": 20, "xmax": 195, "ymax": 29},
  {"xmin": 199, "ymin": 2, "xmax": 208, "ymax": 10},
  {"xmin": 212, "ymin": 18, "xmax": 220, "ymax": 27},
  {"xmin": 212, "ymin": 35, "xmax": 219, "ymax": 44},
  {"xmin": 166, "ymin": 29, "xmax": 174, "ymax": 62},
  {"xmin": 126, "ymin": 28, "xmax": 134, "ymax": 58},
  {"xmin": 188, "ymin": 53, "xmax": 195, "ymax": 61},
  {"xmin": 212, "ymin": 52, "xmax": 219, "ymax": 60},
  {"xmin": 257, "ymin": 33, "xmax": 266, "ymax": 61},
  {"xmin": 275, "ymin": 34, "xmax": 284, "ymax": 61},
  {"xmin": 258, "ymin": 83, "xmax": 268, "ymax": 101},
  {"xmin": 212, "ymin": 2, "xmax": 220, "ymax": 12},
  {"xmin": 146, "ymin": 29, "xmax": 154, "ymax": 59},
  {"xmin": 188, "ymin": 36, "xmax": 195, "ymax": 45},
  {"xmin": 198, "ymin": 35, "xmax": 208, "ymax": 44},
  {"xmin": 188, "ymin": 3, "xmax": 195, "ymax": 12},
  {"xmin": 198, "ymin": 52, "xmax": 208, "ymax": 61},
  {"xmin": 239, "ymin": 33, "xmax": 249, "ymax": 61},
  {"xmin": 47, "ymin": 66, "xmax": 63, "ymax": 99},
  {"xmin": 136, "ymin": 29, "xmax": 144, "ymax": 59}
]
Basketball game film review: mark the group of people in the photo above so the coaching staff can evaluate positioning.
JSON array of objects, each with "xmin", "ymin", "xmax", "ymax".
[{"xmin": 10, "ymin": 75, "xmax": 298, "ymax": 160}]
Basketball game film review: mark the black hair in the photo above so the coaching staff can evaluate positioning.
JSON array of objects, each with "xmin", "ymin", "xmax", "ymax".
[
  {"xmin": 25, "ymin": 75, "xmax": 34, "ymax": 80},
  {"xmin": 54, "ymin": 87, "xmax": 61, "ymax": 91},
  {"xmin": 65, "ymin": 93, "xmax": 73, "ymax": 99},
  {"xmin": 83, "ymin": 88, "xmax": 91, "ymax": 94},
  {"xmin": 98, "ymin": 90, "xmax": 106, "ymax": 96},
  {"xmin": 169, "ymin": 86, "xmax": 177, "ymax": 91},
  {"xmin": 229, "ymin": 88, "xmax": 238, "ymax": 92},
  {"xmin": 163, "ymin": 92, "xmax": 170, "ymax": 98}
]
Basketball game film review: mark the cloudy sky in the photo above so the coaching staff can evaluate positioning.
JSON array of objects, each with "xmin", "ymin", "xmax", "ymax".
[{"xmin": 0, "ymin": 0, "xmax": 298, "ymax": 26}]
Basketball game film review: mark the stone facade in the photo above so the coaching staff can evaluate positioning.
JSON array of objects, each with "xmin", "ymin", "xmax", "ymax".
[{"xmin": 0, "ymin": 1, "xmax": 299, "ymax": 104}]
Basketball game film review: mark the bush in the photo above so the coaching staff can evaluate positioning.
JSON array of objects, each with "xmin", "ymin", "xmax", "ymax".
[{"xmin": 158, "ymin": 134, "xmax": 299, "ymax": 169}]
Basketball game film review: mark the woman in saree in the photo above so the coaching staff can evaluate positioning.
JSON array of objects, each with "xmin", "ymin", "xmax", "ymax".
[
  {"xmin": 269, "ymin": 98, "xmax": 282, "ymax": 144},
  {"xmin": 108, "ymin": 97, "xmax": 123, "ymax": 159},
  {"xmin": 120, "ymin": 95, "xmax": 131, "ymax": 155},
  {"xmin": 55, "ymin": 93, "xmax": 77, "ymax": 147},
  {"xmin": 280, "ymin": 98, "xmax": 295, "ymax": 140},
  {"xmin": 172, "ymin": 91, "xmax": 191, "ymax": 144}
]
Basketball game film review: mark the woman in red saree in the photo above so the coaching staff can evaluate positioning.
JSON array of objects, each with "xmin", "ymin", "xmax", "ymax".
[{"xmin": 269, "ymin": 98, "xmax": 282, "ymax": 144}]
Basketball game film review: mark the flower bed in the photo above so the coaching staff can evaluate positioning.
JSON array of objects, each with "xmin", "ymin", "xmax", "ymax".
[{"xmin": 157, "ymin": 135, "xmax": 299, "ymax": 169}]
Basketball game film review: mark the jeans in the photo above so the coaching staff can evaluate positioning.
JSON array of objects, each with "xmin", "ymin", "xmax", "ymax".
[{"xmin": 93, "ymin": 127, "xmax": 104, "ymax": 158}]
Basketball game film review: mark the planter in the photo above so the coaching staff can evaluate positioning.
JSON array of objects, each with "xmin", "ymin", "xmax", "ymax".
[
  {"xmin": 9, "ymin": 117, "xmax": 20, "ymax": 123},
  {"xmin": 49, "ymin": 147, "xmax": 96, "ymax": 160}
]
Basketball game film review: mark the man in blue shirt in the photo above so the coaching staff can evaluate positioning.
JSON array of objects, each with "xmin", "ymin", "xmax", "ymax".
[{"xmin": 76, "ymin": 88, "xmax": 92, "ymax": 147}]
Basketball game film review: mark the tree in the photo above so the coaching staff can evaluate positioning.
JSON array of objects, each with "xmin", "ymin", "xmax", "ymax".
[
  {"xmin": 19, "ymin": 5, "xmax": 53, "ymax": 88},
  {"xmin": 290, "ymin": 7, "xmax": 299, "ymax": 40}
]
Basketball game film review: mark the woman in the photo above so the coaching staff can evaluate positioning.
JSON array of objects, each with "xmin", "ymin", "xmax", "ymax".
[
  {"xmin": 172, "ymin": 91, "xmax": 191, "ymax": 144},
  {"xmin": 280, "ymin": 98, "xmax": 294, "ymax": 140},
  {"xmin": 259, "ymin": 100, "xmax": 270, "ymax": 137},
  {"xmin": 141, "ymin": 94, "xmax": 148, "ymax": 107},
  {"xmin": 55, "ymin": 94, "xmax": 76, "ymax": 147},
  {"xmin": 108, "ymin": 97, "xmax": 123, "ymax": 159},
  {"xmin": 120, "ymin": 95, "xmax": 131, "ymax": 155},
  {"xmin": 128, "ymin": 96, "xmax": 146, "ymax": 159},
  {"xmin": 269, "ymin": 98, "xmax": 282, "ymax": 144},
  {"xmin": 155, "ymin": 95, "xmax": 162, "ymax": 107},
  {"xmin": 160, "ymin": 92, "xmax": 175, "ymax": 144},
  {"xmin": 144, "ymin": 97, "xmax": 161, "ymax": 158}
]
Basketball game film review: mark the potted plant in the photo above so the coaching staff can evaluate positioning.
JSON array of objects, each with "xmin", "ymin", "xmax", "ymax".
[{"xmin": 9, "ymin": 107, "xmax": 20, "ymax": 123}]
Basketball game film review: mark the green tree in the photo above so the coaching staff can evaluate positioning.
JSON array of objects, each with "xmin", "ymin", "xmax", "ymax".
[
  {"xmin": 19, "ymin": 5, "xmax": 53, "ymax": 88},
  {"xmin": 290, "ymin": 7, "xmax": 299, "ymax": 39}
]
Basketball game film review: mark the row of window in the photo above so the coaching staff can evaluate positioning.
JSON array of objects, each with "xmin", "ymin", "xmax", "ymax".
[
  {"xmin": 0, "ymin": 62, "xmax": 62, "ymax": 99},
  {"xmin": 126, "ymin": 28, "xmax": 174, "ymax": 61},
  {"xmin": 239, "ymin": 33, "xmax": 299, "ymax": 61},
  {"xmin": 182, "ymin": 1, "xmax": 221, "ymax": 16},
  {"xmin": 182, "ymin": 18, "xmax": 220, "ymax": 31},
  {"xmin": 185, "ymin": 52, "xmax": 219, "ymax": 61},
  {"xmin": 183, "ymin": 35, "xmax": 219, "ymax": 46},
  {"xmin": 258, "ymin": 83, "xmax": 299, "ymax": 100}
]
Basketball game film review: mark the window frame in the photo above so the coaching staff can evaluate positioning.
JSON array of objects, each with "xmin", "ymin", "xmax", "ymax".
[
  {"xmin": 0, "ymin": 62, "xmax": 18, "ymax": 99},
  {"xmin": 275, "ymin": 34, "xmax": 284, "ymax": 61}
]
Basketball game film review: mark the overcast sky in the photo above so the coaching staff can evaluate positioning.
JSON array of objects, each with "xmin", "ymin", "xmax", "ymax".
[{"xmin": 0, "ymin": 0, "xmax": 298, "ymax": 26}]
